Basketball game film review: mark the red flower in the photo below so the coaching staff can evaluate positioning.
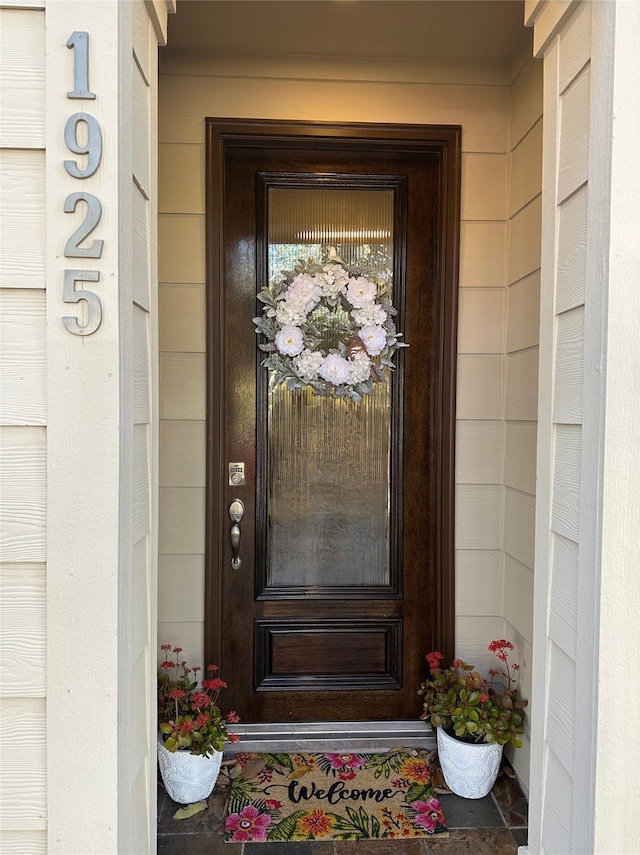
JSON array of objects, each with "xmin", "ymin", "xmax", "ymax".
[
  {"xmin": 169, "ymin": 688, "xmax": 185, "ymax": 699},
  {"xmin": 513, "ymin": 663, "xmax": 521, "ymax": 670},
  {"xmin": 202, "ymin": 678, "xmax": 227, "ymax": 691},
  {"xmin": 160, "ymin": 643, "xmax": 172, "ymax": 651},
  {"xmin": 191, "ymin": 691, "xmax": 210, "ymax": 709},
  {"xmin": 180, "ymin": 719, "xmax": 195, "ymax": 733},
  {"xmin": 226, "ymin": 710, "xmax": 240, "ymax": 723},
  {"xmin": 426, "ymin": 651, "xmax": 444, "ymax": 673},
  {"xmin": 264, "ymin": 799, "xmax": 282, "ymax": 811},
  {"xmin": 488, "ymin": 639, "xmax": 514, "ymax": 653},
  {"xmin": 452, "ymin": 658, "xmax": 463, "ymax": 668},
  {"xmin": 196, "ymin": 713, "xmax": 209, "ymax": 727},
  {"xmin": 160, "ymin": 660, "xmax": 176, "ymax": 669},
  {"xmin": 479, "ymin": 693, "xmax": 489, "ymax": 702},
  {"xmin": 229, "ymin": 733, "xmax": 241, "ymax": 743},
  {"xmin": 339, "ymin": 771, "xmax": 356, "ymax": 780},
  {"xmin": 489, "ymin": 668, "xmax": 499, "ymax": 677},
  {"xmin": 207, "ymin": 664, "xmax": 219, "ymax": 672},
  {"xmin": 172, "ymin": 646, "xmax": 183, "ymax": 654}
]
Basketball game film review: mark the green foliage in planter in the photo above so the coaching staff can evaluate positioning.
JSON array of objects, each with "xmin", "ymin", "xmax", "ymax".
[{"xmin": 418, "ymin": 642, "xmax": 528, "ymax": 749}]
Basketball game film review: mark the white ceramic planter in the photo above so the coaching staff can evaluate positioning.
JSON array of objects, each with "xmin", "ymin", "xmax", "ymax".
[
  {"xmin": 436, "ymin": 726, "xmax": 503, "ymax": 799},
  {"xmin": 157, "ymin": 734, "xmax": 223, "ymax": 804}
]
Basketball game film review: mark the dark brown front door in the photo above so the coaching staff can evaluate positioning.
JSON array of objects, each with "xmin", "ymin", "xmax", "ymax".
[{"xmin": 206, "ymin": 120, "xmax": 460, "ymax": 724}]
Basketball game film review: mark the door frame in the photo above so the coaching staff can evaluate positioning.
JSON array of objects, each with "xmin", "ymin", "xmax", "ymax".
[{"xmin": 204, "ymin": 118, "xmax": 460, "ymax": 687}]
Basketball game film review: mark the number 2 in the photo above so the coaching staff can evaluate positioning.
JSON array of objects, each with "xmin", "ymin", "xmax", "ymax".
[{"xmin": 64, "ymin": 192, "xmax": 103, "ymax": 258}]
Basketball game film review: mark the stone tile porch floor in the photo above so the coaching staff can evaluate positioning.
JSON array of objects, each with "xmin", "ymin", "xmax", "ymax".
[{"xmin": 157, "ymin": 760, "xmax": 528, "ymax": 854}]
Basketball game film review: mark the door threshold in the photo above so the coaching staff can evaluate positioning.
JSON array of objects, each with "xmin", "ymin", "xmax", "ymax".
[{"xmin": 224, "ymin": 720, "xmax": 435, "ymax": 755}]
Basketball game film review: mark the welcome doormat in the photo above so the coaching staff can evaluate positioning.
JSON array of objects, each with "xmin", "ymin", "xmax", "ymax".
[{"xmin": 223, "ymin": 749, "xmax": 448, "ymax": 843}]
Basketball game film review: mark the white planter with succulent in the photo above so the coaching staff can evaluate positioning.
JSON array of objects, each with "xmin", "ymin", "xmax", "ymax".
[
  {"xmin": 419, "ymin": 640, "xmax": 528, "ymax": 799},
  {"xmin": 157, "ymin": 645, "xmax": 240, "ymax": 804}
]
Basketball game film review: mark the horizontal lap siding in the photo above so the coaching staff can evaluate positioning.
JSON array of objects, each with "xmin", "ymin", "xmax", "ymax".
[
  {"xmin": 502, "ymin": 51, "xmax": 543, "ymax": 791},
  {"xmin": 532, "ymin": 4, "xmax": 593, "ymax": 852},
  {"xmin": 0, "ymin": 3, "xmax": 48, "ymax": 839},
  {"xmin": 125, "ymin": 7, "xmax": 159, "ymax": 851},
  {"xmin": 158, "ymin": 56, "xmax": 512, "ymax": 665}
]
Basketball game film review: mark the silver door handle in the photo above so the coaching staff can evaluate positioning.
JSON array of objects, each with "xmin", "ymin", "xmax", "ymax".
[{"xmin": 229, "ymin": 499, "xmax": 245, "ymax": 570}]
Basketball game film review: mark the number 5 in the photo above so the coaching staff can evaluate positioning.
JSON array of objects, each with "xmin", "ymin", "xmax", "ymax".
[{"xmin": 63, "ymin": 269, "xmax": 102, "ymax": 335}]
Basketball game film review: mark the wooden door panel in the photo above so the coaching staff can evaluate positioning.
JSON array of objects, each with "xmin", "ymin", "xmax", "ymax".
[
  {"xmin": 255, "ymin": 618, "xmax": 402, "ymax": 689},
  {"xmin": 206, "ymin": 120, "xmax": 460, "ymax": 724}
]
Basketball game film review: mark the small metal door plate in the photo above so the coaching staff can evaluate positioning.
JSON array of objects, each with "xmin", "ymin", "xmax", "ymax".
[{"xmin": 228, "ymin": 462, "xmax": 245, "ymax": 486}]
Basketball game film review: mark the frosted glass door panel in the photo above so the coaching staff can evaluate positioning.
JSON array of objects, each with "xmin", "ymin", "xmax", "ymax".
[{"xmin": 266, "ymin": 187, "xmax": 394, "ymax": 588}]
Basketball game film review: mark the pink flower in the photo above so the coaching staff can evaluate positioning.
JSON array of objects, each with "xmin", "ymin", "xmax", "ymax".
[
  {"xmin": 264, "ymin": 799, "xmax": 282, "ymax": 811},
  {"xmin": 339, "ymin": 771, "xmax": 356, "ymax": 780},
  {"xmin": 325, "ymin": 752, "xmax": 365, "ymax": 771},
  {"xmin": 412, "ymin": 797, "xmax": 445, "ymax": 833},
  {"xmin": 225, "ymin": 805, "xmax": 271, "ymax": 842}
]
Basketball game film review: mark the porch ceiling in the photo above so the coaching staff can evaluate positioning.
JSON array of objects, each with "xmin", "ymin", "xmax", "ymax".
[{"xmin": 165, "ymin": 0, "xmax": 527, "ymax": 64}]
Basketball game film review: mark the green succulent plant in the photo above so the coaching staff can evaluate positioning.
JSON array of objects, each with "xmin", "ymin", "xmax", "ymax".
[{"xmin": 418, "ymin": 642, "xmax": 528, "ymax": 749}]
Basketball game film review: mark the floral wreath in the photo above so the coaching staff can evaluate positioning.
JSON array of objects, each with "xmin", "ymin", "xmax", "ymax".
[{"xmin": 253, "ymin": 248, "xmax": 407, "ymax": 402}]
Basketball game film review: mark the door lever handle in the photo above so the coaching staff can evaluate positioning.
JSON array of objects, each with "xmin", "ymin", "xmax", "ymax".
[{"xmin": 229, "ymin": 499, "xmax": 245, "ymax": 570}]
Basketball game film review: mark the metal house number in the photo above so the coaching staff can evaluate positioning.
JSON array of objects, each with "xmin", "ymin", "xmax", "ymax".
[{"xmin": 63, "ymin": 32, "xmax": 104, "ymax": 335}]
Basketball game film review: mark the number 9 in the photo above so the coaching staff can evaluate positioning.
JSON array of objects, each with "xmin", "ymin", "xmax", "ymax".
[{"xmin": 64, "ymin": 113, "xmax": 102, "ymax": 179}]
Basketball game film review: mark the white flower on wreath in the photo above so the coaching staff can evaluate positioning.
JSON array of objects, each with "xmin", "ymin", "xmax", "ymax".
[
  {"xmin": 275, "ymin": 325, "xmax": 304, "ymax": 357},
  {"xmin": 319, "ymin": 353, "xmax": 351, "ymax": 385},
  {"xmin": 348, "ymin": 352, "xmax": 373, "ymax": 384},
  {"xmin": 284, "ymin": 273, "xmax": 323, "ymax": 313},
  {"xmin": 346, "ymin": 276, "xmax": 377, "ymax": 308},
  {"xmin": 351, "ymin": 303, "xmax": 388, "ymax": 327},
  {"xmin": 292, "ymin": 348, "xmax": 325, "ymax": 382},
  {"xmin": 321, "ymin": 263, "xmax": 350, "ymax": 298},
  {"xmin": 360, "ymin": 325, "xmax": 387, "ymax": 356},
  {"xmin": 274, "ymin": 301, "xmax": 307, "ymax": 327}
]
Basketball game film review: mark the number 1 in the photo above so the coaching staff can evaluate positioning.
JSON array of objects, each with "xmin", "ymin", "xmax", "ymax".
[{"xmin": 67, "ymin": 31, "xmax": 96, "ymax": 100}]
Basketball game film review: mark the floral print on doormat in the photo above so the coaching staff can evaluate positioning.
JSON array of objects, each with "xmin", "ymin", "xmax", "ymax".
[{"xmin": 223, "ymin": 748, "xmax": 448, "ymax": 843}]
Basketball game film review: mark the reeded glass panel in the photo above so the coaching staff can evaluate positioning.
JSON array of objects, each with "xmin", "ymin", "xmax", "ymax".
[{"xmin": 265, "ymin": 187, "xmax": 395, "ymax": 587}]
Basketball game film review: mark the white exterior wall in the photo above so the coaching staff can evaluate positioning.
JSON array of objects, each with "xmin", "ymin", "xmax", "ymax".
[
  {"xmin": 502, "ymin": 45, "xmax": 543, "ymax": 790},
  {"xmin": 0, "ymin": 0, "xmax": 167, "ymax": 851},
  {"xmin": 0, "ymin": 3, "xmax": 47, "ymax": 852},
  {"xmin": 527, "ymin": 0, "xmax": 640, "ymax": 852},
  {"xmin": 529, "ymin": 3, "xmax": 594, "ymax": 849}
]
